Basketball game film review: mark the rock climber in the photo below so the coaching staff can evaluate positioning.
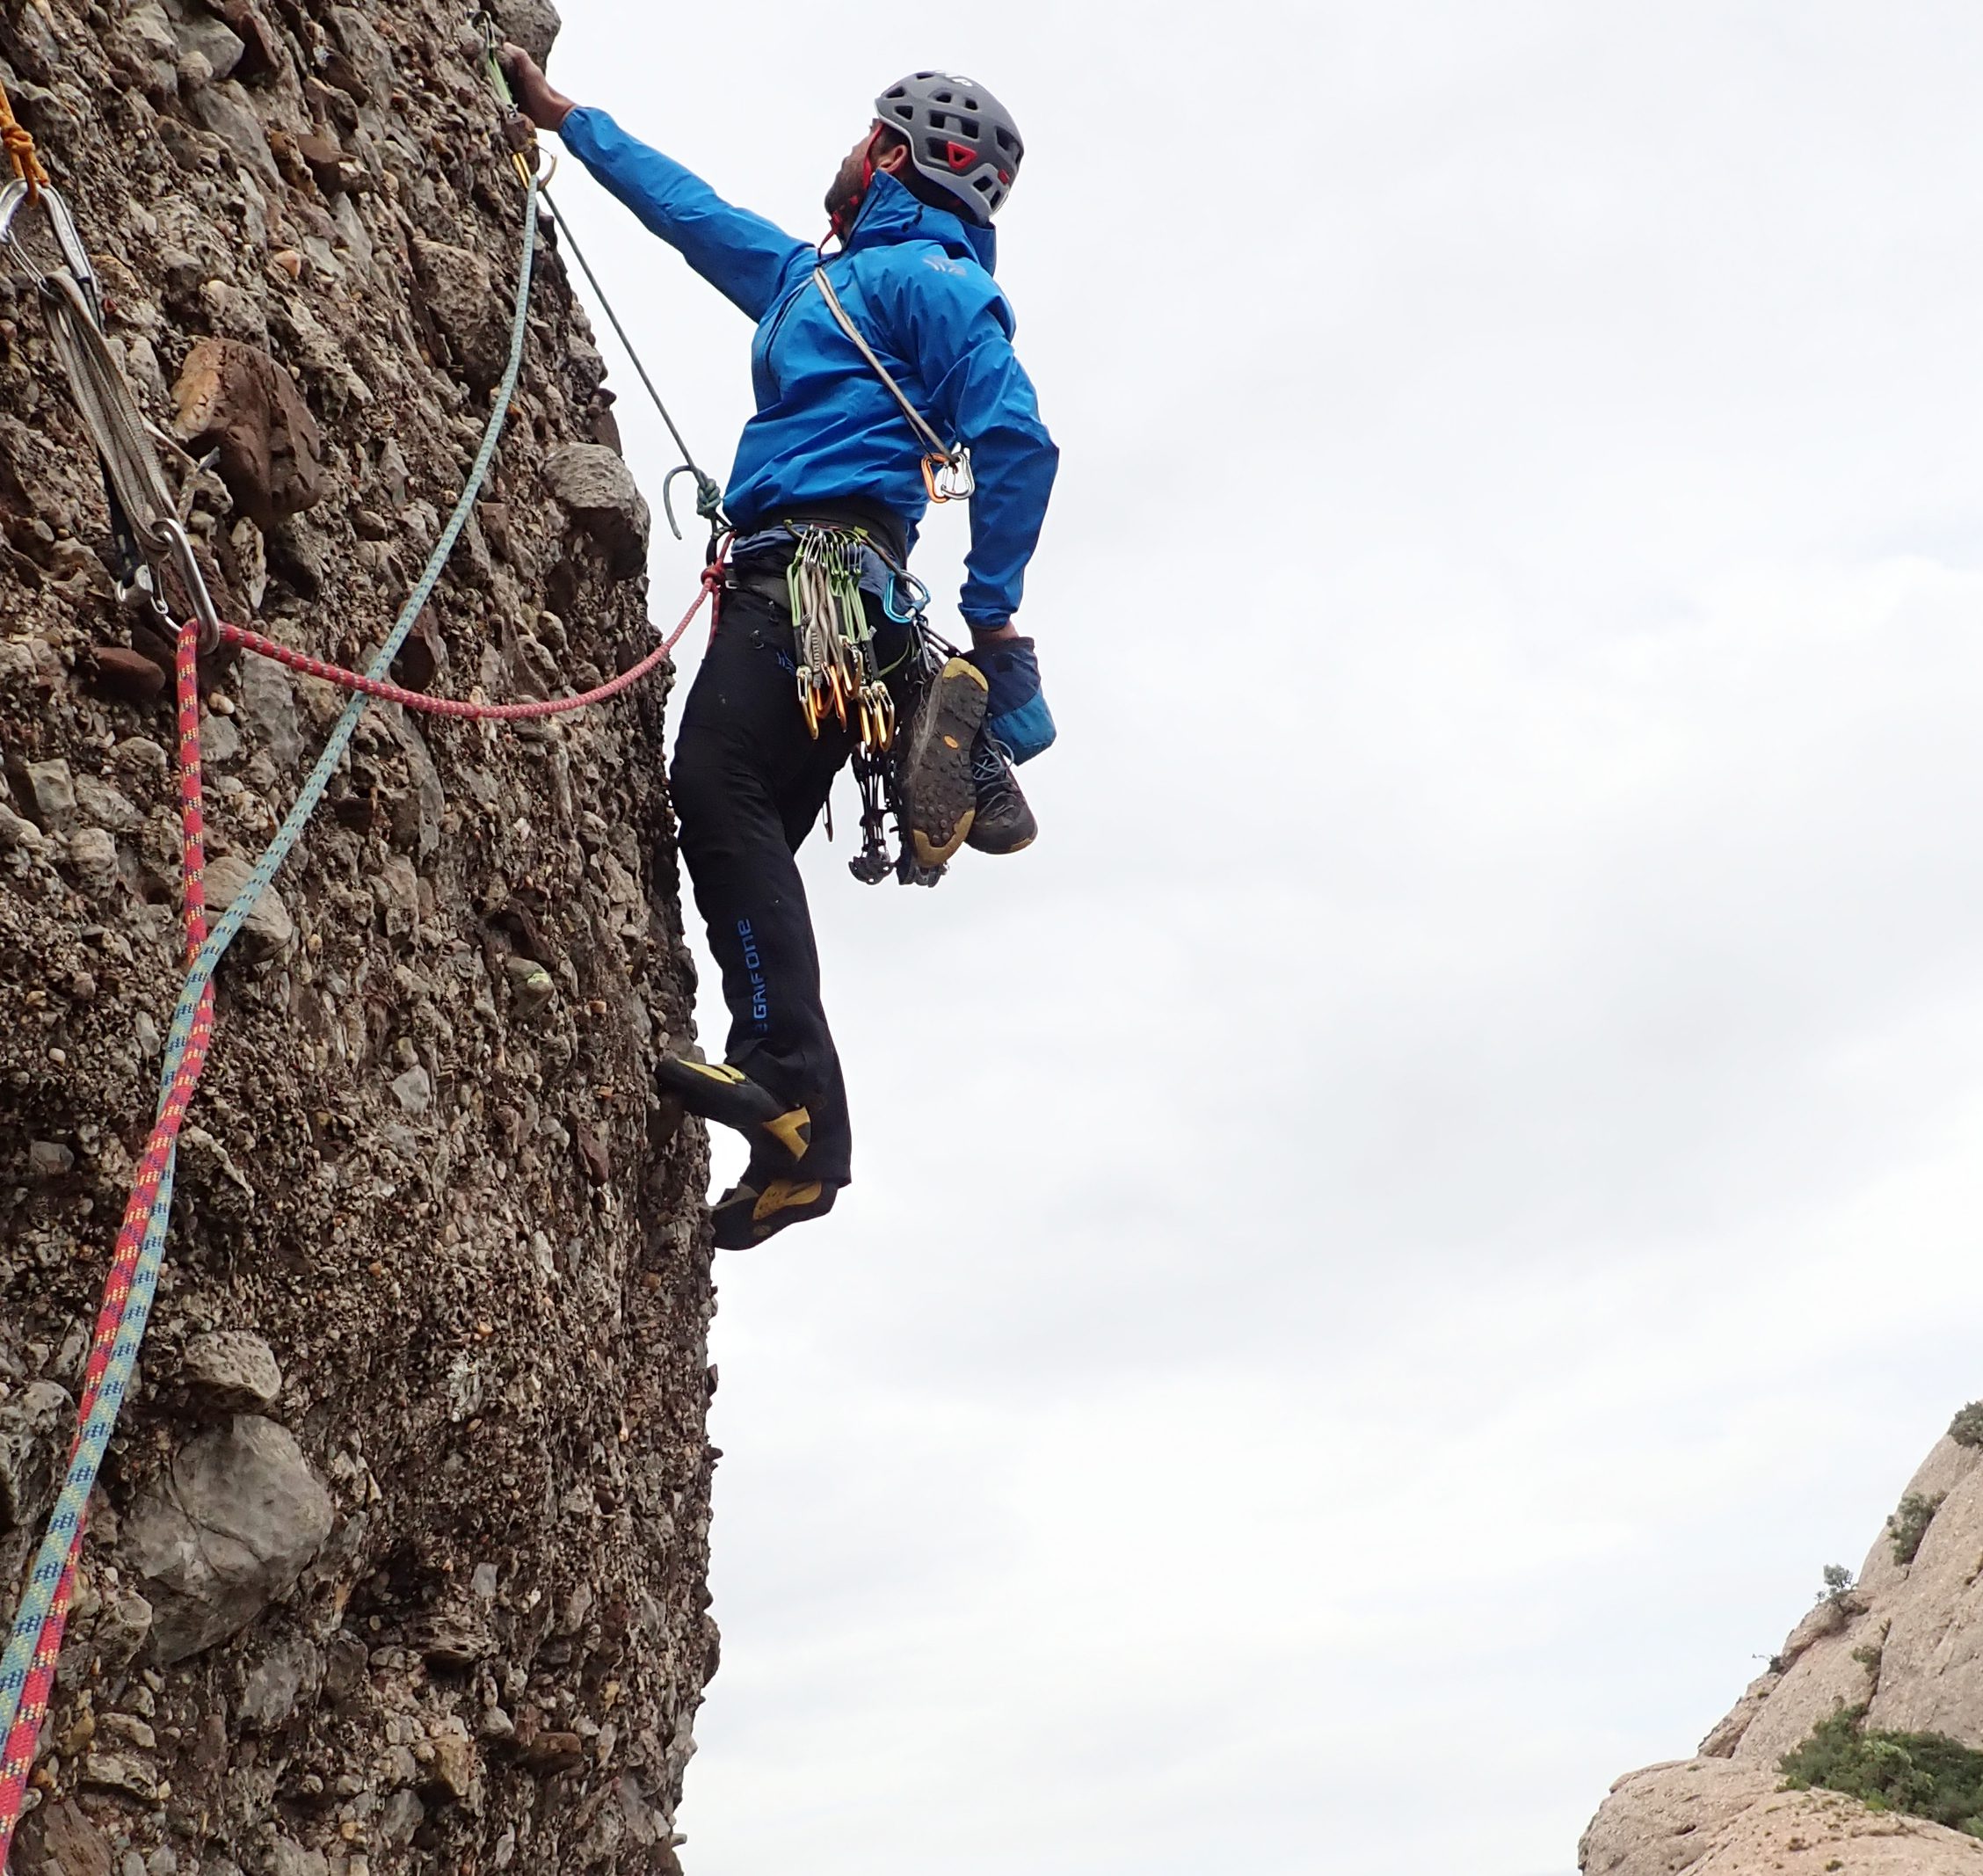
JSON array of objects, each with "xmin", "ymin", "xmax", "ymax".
[{"xmin": 499, "ymin": 48, "xmax": 1060, "ymax": 1248}]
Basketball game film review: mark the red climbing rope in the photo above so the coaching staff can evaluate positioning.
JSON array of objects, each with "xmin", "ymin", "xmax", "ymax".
[
  {"xmin": 1, "ymin": 556, "xmax": 723, "ymax": 1851},
  {"xmin": 0, "ymin": 619, "xmax": 214, "ymax": 1858},
  {"xmin": 215, "ymin": 551, "xmax": 726, "ymax": 720}
]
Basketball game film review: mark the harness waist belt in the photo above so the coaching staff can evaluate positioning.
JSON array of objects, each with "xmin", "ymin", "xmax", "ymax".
[{"xmin": 757, "ymin": 498, "xmax": 909, "ymax": 568}]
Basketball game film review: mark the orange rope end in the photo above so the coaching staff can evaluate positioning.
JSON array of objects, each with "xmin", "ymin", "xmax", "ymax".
[{"xmin": 0, "ymin": 78, "xmax": 48, "ymax": 199}]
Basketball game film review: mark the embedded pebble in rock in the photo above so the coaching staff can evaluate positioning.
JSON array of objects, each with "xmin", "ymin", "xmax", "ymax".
[
  {"xmin": 489, "ymin": 0, "xmax": 562, "ymax": 64},
  {"xmin": 68, "ymin": 825, "xmax": 122, "ymax": 898},
  {"xmin": 172, "ymin": 336, "xmax": 328, "ymax": 527},
  {"xmin": 79, "ymin": 1751, "xmax": 161, "ymax": 1802},
  {"xmin": 200, "ymin": 711, "xmax": 243, "ymax": 767},
  {"xmin": 265, "ymin": 1837, "xmax": 329, "ymax": 1876},
  {"xmin": 123, "ymin": 1414, "xmax": 334, "ymax": 1661},
  {"xmin": 74, "ymin": 773, "xmax": 143, "ymax": 832},
  {"xmin": 236, "ymin": 649, "xmax": 301, "ymax": 771},
  {"xmin": 0, "ymin": 1381, "xmax": 74, "ymax": 1565},
  {"xmin": 25, "ymin": 756, "xmax": 77, "ymax": 833},
  {"xmin": 543, "ymin": 443, "xmax": 652, "ymax": 579},
  {"xmin": 237, "ymin": 1633, "xmax": 323, "ymax": 1733},
  {"xmin": 0, "ymin": 801, "xmax": 42, "ymax": 849},
  {"xmin": 200, "ymin": 852, "xmax": 294, "ymax": 960},
  {"xmin": 0, "ymin": 0, "xmax": 715, "ymax": 1865},
  {"xmin": 181, "ymin": 1330, "xmax": 283, "ymax": 1414},
  {"xmin": 171, "ymin": 8, "xmax": 246, "ymax": 82},
  {"xmin": 91, "ymin": 644, "xmax": 170, "ymax": 704}
]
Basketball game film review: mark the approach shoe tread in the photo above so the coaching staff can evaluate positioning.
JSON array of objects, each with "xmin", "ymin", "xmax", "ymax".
[{"xmin": 900, "ymin": 658, "xmax": 989, "ymax": 869}]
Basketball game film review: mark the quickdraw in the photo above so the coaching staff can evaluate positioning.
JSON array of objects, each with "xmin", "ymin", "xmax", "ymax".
[
  {"xmin": 787, "ymin": 526, "xmax": 895, "ymax": 751},
  {"xmin": 0, "ymin": 176, "xmax": 165, "ymax": 612}
]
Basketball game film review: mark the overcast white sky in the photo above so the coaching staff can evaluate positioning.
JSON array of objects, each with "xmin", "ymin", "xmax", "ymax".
[{"xmin": 545, "ymin": 4, "xmax": 1983, "ymax": 1871}]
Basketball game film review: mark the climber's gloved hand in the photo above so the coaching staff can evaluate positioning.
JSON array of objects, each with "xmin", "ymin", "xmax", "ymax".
[{"xmin": 967, "ymin": 634, "xmax": 1056, "ymax": 764}]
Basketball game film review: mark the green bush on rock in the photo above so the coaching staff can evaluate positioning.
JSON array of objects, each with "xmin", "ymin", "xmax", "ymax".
[{"xmin": 1781, "ymin": 1707, "xmax": 1983, "ymax": 1836}]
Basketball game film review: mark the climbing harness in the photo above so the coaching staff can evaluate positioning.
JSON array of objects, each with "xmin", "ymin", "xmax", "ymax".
[
  {"xmin": 476, "ymin": 9, "xmax": 726, "ymax": 542},
  {"xmin": 811, "ymin": 265, "xmax": 975, "ymax": 503}
]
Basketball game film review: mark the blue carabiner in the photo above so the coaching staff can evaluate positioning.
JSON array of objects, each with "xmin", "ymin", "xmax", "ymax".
[{"xmin": 883, "ymin": 567, "xmax": 930, "ymax": 626}]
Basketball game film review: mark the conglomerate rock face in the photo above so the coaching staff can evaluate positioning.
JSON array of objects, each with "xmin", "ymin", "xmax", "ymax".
[
  {"xmin": 0, "ymin": 0, "xmax": 720, "ymax": 1870},
  {"xmin": 1584, "ymin": 1429, "xmax": 1983, "ymax": 1876}
]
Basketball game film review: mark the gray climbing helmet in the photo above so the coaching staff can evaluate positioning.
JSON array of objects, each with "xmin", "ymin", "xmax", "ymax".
[{"xmin": 874, "ymin": 72, "xmax": 1023, "ymax": 224}]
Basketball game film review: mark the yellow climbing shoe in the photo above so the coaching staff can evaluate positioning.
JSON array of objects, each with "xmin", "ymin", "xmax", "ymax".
[
  {"xmin": 654, "ymin": 1055, "xmax": 811, "ymax": 1166},
  {"xmin": 710, "ymin": 1169, "xmax": 840, "ymax": 1250}
]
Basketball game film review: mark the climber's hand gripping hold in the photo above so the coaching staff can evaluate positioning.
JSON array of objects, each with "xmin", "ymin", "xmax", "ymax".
[{"xmin": 498, "ymin": 41, "xmax": 573, "ymax": 134}]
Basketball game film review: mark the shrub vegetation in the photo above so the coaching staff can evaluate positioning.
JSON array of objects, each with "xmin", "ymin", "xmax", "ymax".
[{"xmin": 1782, "ymin": 1707, "xmax": 1983, "ymax": 1836}]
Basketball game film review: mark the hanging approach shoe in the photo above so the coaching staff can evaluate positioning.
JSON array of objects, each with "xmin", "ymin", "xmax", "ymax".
[
  {"xmin": 654, "ymin": 1055, "xmax": 811, "ymax": 1166},
  {"xmin": 711, "ymin": 1167, "xmax": 840, "ymax": 1250},
  {"xmin": 898, "ymin": 656, "xmax": 989, "ymax": 869},
  {"xmin": 964, "ymin": 735, "xmax": 1038, "ymax": 854}
]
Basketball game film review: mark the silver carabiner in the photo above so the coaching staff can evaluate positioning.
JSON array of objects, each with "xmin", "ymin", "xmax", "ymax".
[
  {"xmin": 0, "ymin": 178, "xmax": 101, "ymax": 319},
  {"xmin": 156, "ymin": 519, "xmax": 224, "ymax": 655}
]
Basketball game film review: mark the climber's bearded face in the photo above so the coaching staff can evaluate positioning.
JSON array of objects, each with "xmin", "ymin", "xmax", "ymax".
[{"xmin": 825, "ymin": 124, "xmax": 905, "ymax": 232}]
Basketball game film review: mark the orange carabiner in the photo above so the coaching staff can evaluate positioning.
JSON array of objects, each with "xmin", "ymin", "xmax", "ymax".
[{"xmin": 921, "ymin": 449, "xmax": 977, "ymax": 505}]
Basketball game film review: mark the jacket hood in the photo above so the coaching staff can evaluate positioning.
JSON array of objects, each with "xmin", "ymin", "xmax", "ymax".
[{"xmin": 845, "ymin": 171, "xmax": 998, "ymax": 275}]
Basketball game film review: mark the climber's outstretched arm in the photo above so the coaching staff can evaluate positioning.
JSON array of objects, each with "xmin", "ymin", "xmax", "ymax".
[{"xmin": 500, "ymin": 44, "xmax": 808, "ymax": 323}]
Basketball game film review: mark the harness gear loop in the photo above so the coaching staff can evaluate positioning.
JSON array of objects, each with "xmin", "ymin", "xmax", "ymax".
[
  {"xmin": 784, "ymin": 524, "xmax": 894, "ymax": 754},
  {"xmin": 0, "ymin": 76, "xmax": 48, "ymax": 201},
  {"xmin": 810, "ymin": 265, "xmax": 976, "ymax": 503}
]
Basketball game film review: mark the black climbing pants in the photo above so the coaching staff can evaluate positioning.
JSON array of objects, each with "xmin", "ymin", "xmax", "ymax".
[{"xmin": 668, "ymin": 582, "xmax": 911, "ymax": 1190}]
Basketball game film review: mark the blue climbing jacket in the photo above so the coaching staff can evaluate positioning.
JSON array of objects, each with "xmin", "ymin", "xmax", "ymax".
[{"xmin": 560, "ymin": 106, "xmax": 1058, "ymax": 634}]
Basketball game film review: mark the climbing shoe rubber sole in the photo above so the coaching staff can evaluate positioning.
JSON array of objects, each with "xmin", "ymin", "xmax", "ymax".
[
  {"xmin": 711, "ymin": 1170, "xmax": 840, "ymax": 1250},
  {"xmin": 654, "ymin": 1056, "xmax": 812, "ymax": 1166},
  {"xmin": 900, "ymin": 658, "xmax": 990, "ymax": 869}
]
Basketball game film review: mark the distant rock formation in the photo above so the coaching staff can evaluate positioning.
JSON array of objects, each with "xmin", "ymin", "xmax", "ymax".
[{"xmin": 1584, "ymin": 1417, "xmax": 1983, "ymax": 1873}]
